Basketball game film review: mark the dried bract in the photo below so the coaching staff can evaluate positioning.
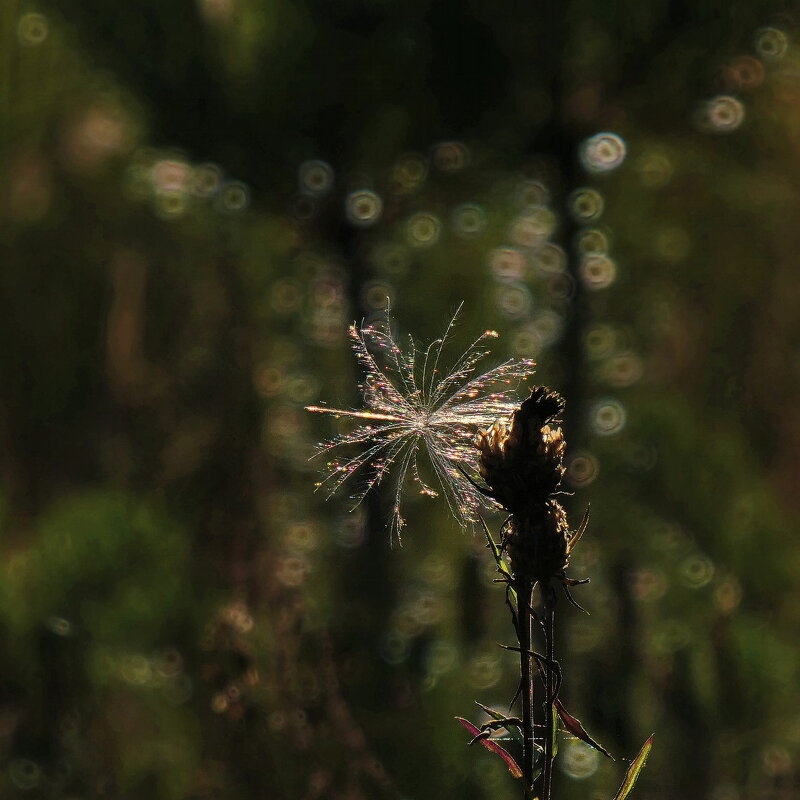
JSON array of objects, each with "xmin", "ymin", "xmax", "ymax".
[
  {"xmin": 477, "ymin": 387, "xmax": 585, "ymax": 590},
  {"xmin": 477, "ymin": 386, "xmax": 566, "ymax": 513}
]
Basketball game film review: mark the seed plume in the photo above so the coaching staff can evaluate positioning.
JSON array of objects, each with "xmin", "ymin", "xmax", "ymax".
[{"xmin": 306, "ymin": 308, "xmax": 535, "ymax": 542}]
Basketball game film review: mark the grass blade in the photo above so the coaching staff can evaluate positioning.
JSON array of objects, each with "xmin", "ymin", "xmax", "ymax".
[{"xmin": 612, "ymin": 735, "xmax": 654, "ymax": 800}]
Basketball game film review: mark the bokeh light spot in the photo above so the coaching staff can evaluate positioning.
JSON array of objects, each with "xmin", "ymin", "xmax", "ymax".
[
  {"xmin": 299, "ymin": 160, "xmax": 334, "ymax": 196},
  {"xmin": 510, "ymin": 206, "xmax": 557, "ymax": 248},
  {"xmin": 432, "ymin": 141, "xmax": 469, "ymax": 172},
  {"xmin": 713, "ymin": 577, "xmax": 742, "ymax": 613},
  {"xmin": 569, "ymin": 188, "xmax": 604, "ymax": 222},
  {"xmin": 151, "ymin": 159, "xmax": 190, "ymax": 193},
  {"xmin": 724, "ymin": 56, "xmax": 765, "ymax": 91},
  {"xmin": 420, "ymin": 553, "xmax": 455, "ymax": 589},
  {"xmin": 63, "ymin": 105, "xmax": 136, "ymax": 172},
  {"xmin": 46, "ymin": 616, "xmax": 73, "ymax": 636},
  {"xmin": 190, "ymin": 163, "xmax": 222, "ymax": 196},
  {"xmin": 389, "ymin": 154, "xmax": 428, "ymax": 194},
  {"xmin": 285, "ymin": 521, "xmax": 320, "ymax": 553},
  {"xmin": 652, "ymin": 619, "xmax": 691, "ymax": 653},
  {"xmin": 636, "ymin": 151, "xmax": 674, "ymax": 188},
  {"xmin": 372, "ymin": 242, "xmax": 411, "ymax": 276},
  {"xmin": 584, "ymin": 324, "xmax": 617, "ymax": 359},
  {"xmin": 580, "ymin": 254, "xmax": 617, "ymax": 290},
  {"xmin": 631, "ymin": 568, "xmax": 668, "ymax": 602},
  {"xmin": 121, "ymin": 654, "xmax": 152, "ymax": 685},
  {"xmin": 489, "ymin": 248, "xmax": 526, "ymax": 281},
  {"xmin": 625, "ymin": 441, "xmax": 658, "ymax": 472},
  {"xmin": 681, "ymin": 556, "xmax": 715, "ymax": 589},
  {"xmin": 703, "ymin": 96, "xmax": 745, "ymax": 133},
  {"xmin": 495, "ymin": 283, "xmax": 532, "ymax": 319},
  {"xmin": 334, "ymin": 510, "xmax": 366, "ymax": 549},
  {"xmin": 17, "ymin": 13, "xmax": 48, "ymax": 46},
  {"xmin": 270, "ymin": 279, "xmax": 303, "ymax": 314},
  {"xmin": 559, "ymin": 740, "xmax": 600, "ymax": 780},
  {"xmin": 580, "ymin": 132, "xmax": 627, "ymax": 173},
  {"xmin": 576, "ymin": 227, "xmax": 610, "ymax": 255},
  {"xmin": 154, "ymin": 191, "xmax": 188, "ymax": 219},
  {"xmin": 566, "ymin": 452, "xmax": 599, "ymax": 487},
  {"xmin": 602, "ymin": 353, "xmax": 644, "ymax": 387},
  {"xmin": 534, "ymin": 243, "xmax": 567, "ymax": 274},
  {"xmin": 424, "ymin": 640, "xmax": 458, "ymax": 677},
  {"xmin": 529, "ymin": 309, "xmax": 563, "ymax": 347},
  {"xmin": 275, "ymin": 554, "xmax": 311, "ymax": 587},
  {"xmin": 755, "ymin": 27, "xmax": 789, "ymax": 60},
  {"xmin": 590, "ymin": 399, "xmax": 626, "ymax": 436},
  {"xmin": 511, "ymin": 325, "xmax": 544, "ymax": 357},
  {"xmin": 406, "ymin": 212, "xmax": 441, "ymax": 247},
  {"xmin": 9, "ymin": 759, "xmax": 41, "ymax": 790},
  {"xmin": 346, "ymin": 190, "xmax": 383, "ymax": 226},
  {"xmin": 516, "ymin": 179, "xmax": 549, "ymax": 207},
  {"xmin": 762, "ymin": 745, "xmax": 792, "ymax": 777},
  {"xmin": 468, "ymin": 652, "xmax": 502, "ymax": 689},
  {"xmin": 218, "ymin": 181, "xmax": 250, "ymax": 212},
  {"xmin": 452, "ymin": 203, "xmax": 487, "ymax": 236},
  {"xmin": 361, "ymin": 280, "xmax": 395, "ymax": 310},
  {"xmin": 545, "ymin": 272, "xmax": 575, "ymax": 301}
]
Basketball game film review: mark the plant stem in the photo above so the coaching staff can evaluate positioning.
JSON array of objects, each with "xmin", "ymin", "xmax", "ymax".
[
  {"xmin": 518, "ymin": 580, "xmax": 535, "ymax": 800},
  {"xmin": 542, "ymin": 600, "xmax": 555, "ymax": 800}
]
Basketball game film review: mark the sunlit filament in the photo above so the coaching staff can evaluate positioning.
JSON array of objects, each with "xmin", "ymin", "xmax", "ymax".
[{"xmin": 307, "ymin": 307, "xmax": 535, "ymax": 542}]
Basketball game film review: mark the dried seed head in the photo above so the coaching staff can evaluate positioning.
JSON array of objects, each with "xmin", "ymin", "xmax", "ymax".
[
  {"xmin": 477, "ymin": 386, "xmax": 566, "ymax": 516},
  {"xmin": 504, "ymin": 499, "xmax": 571, "ymax": 585}
]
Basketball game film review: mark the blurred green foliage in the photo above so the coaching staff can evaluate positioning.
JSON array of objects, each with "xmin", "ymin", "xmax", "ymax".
[{"xmin": 2, "ymin": 0, "xmax": 800, "ymax": 798}]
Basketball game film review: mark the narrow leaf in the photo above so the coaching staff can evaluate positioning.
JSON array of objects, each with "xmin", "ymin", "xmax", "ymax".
[
  {"xmin": 455, "ymin": 717, "xmax": 523, "ymax": 778},
  {"xmin": 480, "ymin": 515, "xmax": 498, "ymax": 551},
  {"xmin": 474, "ymin": 701, "xmax": 523, "ymax": 743},
  {"xmin": 611, "ymin": 735, "xmax": 654, "ymax": 800},
  {"xmin": 480, "ymin": 517, "xmax": 505, "ymax": 570},
  {"xmin": 479, "ymin": 517, "xmax": 516, "ymax": 603},
  {"xmin": 555, "ymin": 700, "xmax": 613, "ymax": 759},
  {"xmin": 569, "ymin": 505, "xmax": 590, "ymax": 549}
]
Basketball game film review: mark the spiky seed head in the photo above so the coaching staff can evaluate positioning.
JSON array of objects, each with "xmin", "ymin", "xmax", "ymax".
[
  {"xmin": 504, "ymin": 499, "xmax": 571, "ymax": 585},
  {"xmin": 476, "ymin": 386, "xmax": 567, "ymax": 516}
]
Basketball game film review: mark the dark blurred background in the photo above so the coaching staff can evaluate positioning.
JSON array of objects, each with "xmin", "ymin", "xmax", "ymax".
[{"xmin": 3, "ymin": 1, "xmax": 800, "ymax": 798}]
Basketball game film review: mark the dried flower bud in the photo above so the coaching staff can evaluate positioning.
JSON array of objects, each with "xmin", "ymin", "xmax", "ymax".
[
  {"xmin": 477, "ymin": 387, "xmax": 566, "ymax": 516},
  {"xmin": 476, "ymin": 386, "xmax": 587, "ymax": 589},
  {"xmin": 504, "ymin": 499, "xmax": 571, "ymax": 585}
]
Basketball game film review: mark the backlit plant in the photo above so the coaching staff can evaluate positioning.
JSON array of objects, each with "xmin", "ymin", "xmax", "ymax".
[{"xmin": 308, "ymin": 310, "xmax": 652, "ymax": 799}]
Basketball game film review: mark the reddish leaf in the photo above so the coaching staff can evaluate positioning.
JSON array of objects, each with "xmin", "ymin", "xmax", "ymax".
[
  {"xmin": 555, "ymin": 700, "xmax": 613, "ymax": 759},
  {"xmin": 455, "ymin": 717, "xmax": 523, "ymax": 778}
]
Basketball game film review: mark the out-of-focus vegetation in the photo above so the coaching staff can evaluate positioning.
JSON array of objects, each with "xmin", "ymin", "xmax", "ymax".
[{"xmin": 2, "ymin": 1, "xmax": 800, "ymax": 798}]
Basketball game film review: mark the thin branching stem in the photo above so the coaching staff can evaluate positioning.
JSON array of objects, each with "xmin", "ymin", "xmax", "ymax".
[
  {"xmin": 518, "ymin": 580, "xmax": 536, "ymax": 800},
  {"xmin": 542, "ymin": 598, "xmax": 556, "ymax": 800}
]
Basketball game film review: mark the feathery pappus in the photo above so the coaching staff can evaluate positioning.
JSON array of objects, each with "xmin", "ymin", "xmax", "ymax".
[{"xmin": 306, "ymin": 308, "xmax": 536, "ymax": 543}]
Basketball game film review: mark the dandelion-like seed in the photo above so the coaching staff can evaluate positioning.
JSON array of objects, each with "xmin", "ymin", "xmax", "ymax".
[{"xmin": 306, "ymin": 309, "xmax": 536, "ymax": 543}]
